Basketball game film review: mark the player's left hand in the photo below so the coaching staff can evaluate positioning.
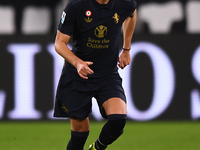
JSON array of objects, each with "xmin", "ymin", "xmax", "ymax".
[{"xmin": 118, "ymin": 50, "xmax": 131, "ymax": 69}]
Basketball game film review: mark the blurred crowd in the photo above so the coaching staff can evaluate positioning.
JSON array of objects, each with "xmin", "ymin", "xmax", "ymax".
[{"xmin": 0, "ymin": 0, "xmax": 199, "ymax": 35}]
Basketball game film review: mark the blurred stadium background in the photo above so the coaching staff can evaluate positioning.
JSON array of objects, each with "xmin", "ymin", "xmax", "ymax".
[{"xmin": 0, "ymin": 0, "xmax": 200, "ymax": 149}]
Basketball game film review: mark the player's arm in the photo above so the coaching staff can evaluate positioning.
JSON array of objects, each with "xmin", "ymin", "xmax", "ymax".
[
  {"xmin": 123, "ymin": 9, "xmax": 137, "ymax": 51},
  {"xmin": 118, "ymin": 9, "xmax": 137, "ymax": 69},
  {"xmin": 55, "ymin": 30, "xmax": 94, "ymax": 79}
]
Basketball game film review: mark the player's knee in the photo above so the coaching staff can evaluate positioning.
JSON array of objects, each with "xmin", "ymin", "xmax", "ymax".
[
  {"xmin": 70, "ymin": 118, "xmax": 90, "ymax": 132},
  {"xmin": 107, "ymin": 114, "xmax": 127, "ymax": 136}
]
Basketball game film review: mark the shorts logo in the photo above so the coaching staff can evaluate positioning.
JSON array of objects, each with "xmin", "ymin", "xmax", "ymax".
[
  {"xmin": 62, "ymin": 104, "xmax": 68, "ymax": 113},
  {"xmin": 61, "ymin": 11, "xmax": 66, "ymax": 24},
  {"xmin": 94, "ymin": 25, "xmax": 107, "ymax": 38},
  {"xmin": 85, "ymin": 10, "xmax": 93, "ymax": 23},
  {"xmin": 113, "ymin": 13, "xmax": 120, "ymax": 24}
]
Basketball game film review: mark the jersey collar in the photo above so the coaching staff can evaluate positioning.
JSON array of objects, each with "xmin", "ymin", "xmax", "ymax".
[{"xmin": 89, "ymin": 0, "xmax": 114, "ymax": 10}]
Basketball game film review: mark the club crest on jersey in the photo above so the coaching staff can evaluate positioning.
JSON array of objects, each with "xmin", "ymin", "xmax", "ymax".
[
  {"xmin": 113, "ymin": 13, "xmax": 120, "ymax": 24},
  {"xmin": 85, "ymin": 10, "xmax": 93, "ymax": 23},
  {"xmin": 61, "ymin": 11, "xmax": 66, "ymax": 24}
]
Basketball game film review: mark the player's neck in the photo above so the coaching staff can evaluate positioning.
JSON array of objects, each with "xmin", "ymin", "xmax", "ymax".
[{"xmin": 95, "ymin": 0, "xmax": 110, "ymax": 5}]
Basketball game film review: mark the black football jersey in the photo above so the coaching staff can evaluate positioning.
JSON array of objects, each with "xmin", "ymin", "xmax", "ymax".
[{"xmin": 58, "ymin": 0, "xmax": 137, "ymax": 81}]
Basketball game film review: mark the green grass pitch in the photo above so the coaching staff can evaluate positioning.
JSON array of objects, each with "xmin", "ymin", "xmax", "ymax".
[{"xmin": 0, "ymin": 121, "xmax": 199, "ymax": 150}]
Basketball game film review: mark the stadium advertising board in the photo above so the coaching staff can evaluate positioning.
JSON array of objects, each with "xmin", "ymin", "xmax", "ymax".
[{"xmin": 0, "ymin": 35, "xmax": 200, "ymax": 121}]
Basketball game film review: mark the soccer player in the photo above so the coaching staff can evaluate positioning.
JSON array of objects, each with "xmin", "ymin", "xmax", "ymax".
[{"xmin": 53, "ymin": 0, "xmax": 137, "ymax": 149}]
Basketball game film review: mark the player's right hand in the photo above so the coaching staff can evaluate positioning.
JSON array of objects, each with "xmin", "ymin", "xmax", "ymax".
[{"xmin": 77, "ymin": 61, "xmax": 94, "ymax": 79}]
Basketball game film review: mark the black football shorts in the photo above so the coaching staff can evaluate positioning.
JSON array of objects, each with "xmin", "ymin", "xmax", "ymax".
[{"xmin": 53, "ymin": 73, "xmax": 126, "ymax": 120}]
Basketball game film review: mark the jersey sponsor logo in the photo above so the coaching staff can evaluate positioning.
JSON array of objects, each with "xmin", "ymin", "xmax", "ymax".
[
  {"xmin": 86, "ymin": 37, "xmax": 110, "ymax": 49},
  {"xmin": 85, "ymin": 10, "xmax": 93, "ymax": 23},
  {"xmin": 86, "ymin": 25, "xmax": 109, "ymax": 49},
  {"xmin": 61, "ymin": 11, "xmax": 66, "ymax": 24},
  {"xmin": 94, "ymin": 25, "xmax": 107, "ymax": 38},
  {"xmin": 113, "ymin": 13, "xmax": 120, "ymax": 24}
]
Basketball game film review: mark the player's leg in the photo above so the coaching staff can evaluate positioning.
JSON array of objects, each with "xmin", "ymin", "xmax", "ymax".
[
  {"xmin": 102, "ymin": 97, "xmax": 127, "ymax": 115},
  {"xmin": 54, "ymin": 74, "xmax": 94, "ymax": 150},
  {"xmin": 70, "ymin": 117, "xmax": 90, "ymax": 132},
  {"xmin": 90, "ymin": 98, "xmax": 127, "ymax": 150},
  {"xmin": 67, "ymin": 117, "xmax": 90, "ymax": 150}
]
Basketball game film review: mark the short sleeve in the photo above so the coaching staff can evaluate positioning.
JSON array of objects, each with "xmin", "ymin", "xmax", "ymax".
[
  {"xmin": 58, "ymin": 1, "xmax": 77, "ymax": 36},
  {"xmin": 129, "ymin": 0, "xmax": 137, "ymax": 17}
]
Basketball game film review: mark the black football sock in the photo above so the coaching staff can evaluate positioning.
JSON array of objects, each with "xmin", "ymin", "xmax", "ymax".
[
  {"xmin": 95, "ymin": 114, "xmax": 127, "ymax": 150},
  {"xmin": 66, "ymin": 130, "xmax": 89, "ymax": 150},
  {"xmin": 95, "ymin": 138, "xmax": 107, "ymax": 150}
]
